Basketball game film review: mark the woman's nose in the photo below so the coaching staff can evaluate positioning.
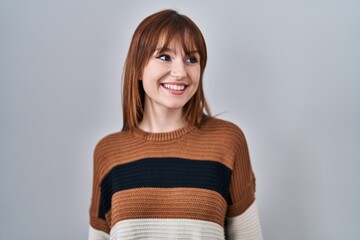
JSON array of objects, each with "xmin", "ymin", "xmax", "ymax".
[{"xmin": 170, "ymin": 60, "xmax": 187, "ymax": 79}]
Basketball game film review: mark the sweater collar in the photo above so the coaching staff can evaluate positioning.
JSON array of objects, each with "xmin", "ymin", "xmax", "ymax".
[{"xmin": 131, "ymin": 124, "xmax": 195, "ymax": 142}]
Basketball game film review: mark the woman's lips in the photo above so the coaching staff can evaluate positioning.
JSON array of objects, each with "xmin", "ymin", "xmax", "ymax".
[{"xmin": 161, "ymin": 83, "xmax": 188, "ymax": 95}]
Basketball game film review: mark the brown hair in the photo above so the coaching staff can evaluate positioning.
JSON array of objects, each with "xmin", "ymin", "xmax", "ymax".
[{"xmin": 122, "ymin": 9, "xmax": 211, "ymax": 130}]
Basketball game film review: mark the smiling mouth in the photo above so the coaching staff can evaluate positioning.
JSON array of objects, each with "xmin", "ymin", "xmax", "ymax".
[{"xmin": 161, "ymin": 83, "xmax": 187, "ymax": 91}]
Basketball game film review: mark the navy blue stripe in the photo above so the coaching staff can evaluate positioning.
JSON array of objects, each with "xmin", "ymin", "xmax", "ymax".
[{"xmin": 98, "ymin": 157, "xmax": 232, "ymax": 219}]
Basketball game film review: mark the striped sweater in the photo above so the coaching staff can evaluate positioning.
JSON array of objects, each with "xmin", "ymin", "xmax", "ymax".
[{"xmin": 89, "ymin": 117, "xmax": 262, "ymax": 239}]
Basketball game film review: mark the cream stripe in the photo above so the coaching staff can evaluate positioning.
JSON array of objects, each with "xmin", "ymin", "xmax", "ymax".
[
  {"xmin": 89, "ymin": 225, "xmax": 109, "ymax": 240},
  {"xmin": 226, "ymin": 201, "xmax": 263, "ymax": 240},
  {"xmin": 110, "ymin": 218, "xmax": 225, "ymax": 240}
]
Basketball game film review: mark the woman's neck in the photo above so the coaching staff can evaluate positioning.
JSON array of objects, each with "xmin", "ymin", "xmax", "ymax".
[{"xmin": 138, "ymin": 106, "xmax": 187, "ymax": 133}]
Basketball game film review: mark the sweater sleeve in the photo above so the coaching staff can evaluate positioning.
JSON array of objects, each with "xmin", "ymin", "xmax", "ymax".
[
  {"xmin": 226, "ymin": 201, "xmax": 263, "ymax": 239},
  {"xmin": 89, "ymin": 225, "xmax": 110, "ymax": 240},
  {"xmin": 89, "ymin": 142, "xmax": 111, "ymax": 239},
  {"xmin": 227, "ymin": 128, "xmax": 256, "ymax": 216},
  {"xmin": 225, "ymin": 128, "xmax": 262, "ymax": 239}
]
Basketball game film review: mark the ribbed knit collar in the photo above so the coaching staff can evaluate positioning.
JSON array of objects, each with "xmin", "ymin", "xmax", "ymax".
[{"xmin": 131, "ymin": 124, "xmax": 196, "ymax": 142}]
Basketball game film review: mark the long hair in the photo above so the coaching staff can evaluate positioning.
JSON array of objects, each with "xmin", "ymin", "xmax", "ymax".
[{"xmin": 122, "ymin": 9, "xmax": 211, "ymax": 130}]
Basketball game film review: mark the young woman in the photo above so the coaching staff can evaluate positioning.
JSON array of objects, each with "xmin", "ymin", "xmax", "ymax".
[{"xmin": 89, "ymin": 9, "xmax": 263, "ymax": 240}]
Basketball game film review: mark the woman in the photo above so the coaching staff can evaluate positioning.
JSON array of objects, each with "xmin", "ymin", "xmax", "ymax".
[{"xmin": 89, "ymin": 9, "xmax": 263, "ymax": 240}]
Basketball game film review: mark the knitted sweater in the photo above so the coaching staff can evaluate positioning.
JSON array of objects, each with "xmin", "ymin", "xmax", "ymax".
[{"xmin": 89, "ymin": 117, "xmax": 262, "ymax": 239}]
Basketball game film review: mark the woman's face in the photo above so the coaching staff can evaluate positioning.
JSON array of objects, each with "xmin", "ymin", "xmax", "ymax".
[{"xmin": 141, "ymin": 40, "xmax": 201, "ymax": 113}]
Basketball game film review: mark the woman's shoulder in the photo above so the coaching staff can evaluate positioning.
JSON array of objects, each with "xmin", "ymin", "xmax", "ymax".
[
  {"xmin": 190, "ymin": 117, "xmax": 250, "ymax": 162},
  {"xmin": 93, "ymin": 130, "xmax": 132, "ymax": 157},
  {"xmin": 199, "ymin": 116, "xmax": 248, "ymax": 144}
]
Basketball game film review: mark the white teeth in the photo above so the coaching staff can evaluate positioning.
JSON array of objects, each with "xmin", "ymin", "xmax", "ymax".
[{"xmin": 163, "ymin": 83, "xmax": 185, "ymax": 91}]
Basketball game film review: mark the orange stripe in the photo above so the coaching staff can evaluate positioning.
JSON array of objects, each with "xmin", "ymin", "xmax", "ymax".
[{"xmin": 109, "ymin": 187, "xmax": 227, "ymax": 228}]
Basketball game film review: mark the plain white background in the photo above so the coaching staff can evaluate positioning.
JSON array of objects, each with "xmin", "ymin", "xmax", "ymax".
[{"xmin": 1, "ymin": 1, "xmax": 359, "ymax": 239}]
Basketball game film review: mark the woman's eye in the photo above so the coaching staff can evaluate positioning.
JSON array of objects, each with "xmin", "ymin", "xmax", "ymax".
[
  {"xmin": 157, "ymin": 54, "xmax": 171, "ymax": 61},
  {"xmin": 185, "ymin": 57, "xmax": 198, "ymax": 63}
]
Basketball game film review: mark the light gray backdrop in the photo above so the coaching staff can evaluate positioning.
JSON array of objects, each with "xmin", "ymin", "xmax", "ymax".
[{"xmin": 1, "ymin": 1, "xmax": 359, "ymax": 239}]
